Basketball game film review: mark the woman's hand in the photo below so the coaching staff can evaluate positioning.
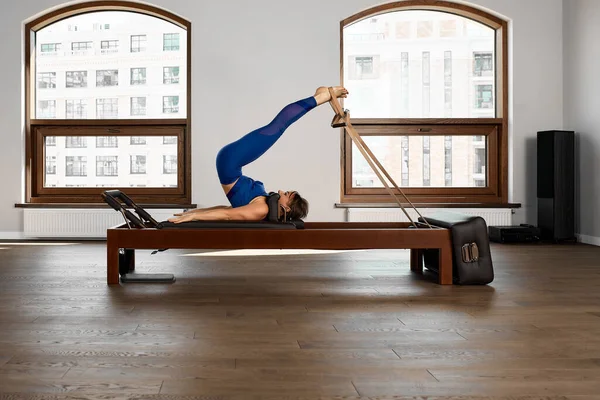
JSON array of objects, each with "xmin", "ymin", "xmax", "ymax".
[
  {"xmin": 168, "ymin": 213, "xmax": 199, "ymax": 223},
  {"xmin": 172, "ymin": 209, "xmax": 196, "ymax": 217}
]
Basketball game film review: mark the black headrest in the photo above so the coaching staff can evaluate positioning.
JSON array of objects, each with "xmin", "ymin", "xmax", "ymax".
[
  {"xmin": 266, "ymin": 192, "xmax": 280, "ymax": 222},
  {"xmin": 266, "ymin": 192, "xmax": 304, "ymax": 228}
]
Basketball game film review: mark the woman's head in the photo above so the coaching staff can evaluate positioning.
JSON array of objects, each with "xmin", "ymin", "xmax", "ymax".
[{"xmin": 278, "ymin": 190, "xmax": 309, "ymax": 221}]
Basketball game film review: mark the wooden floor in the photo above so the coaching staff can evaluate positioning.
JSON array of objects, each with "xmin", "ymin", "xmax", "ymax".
[{"xmin": 0, "ymin": 240, "xmax": 599, "ymax": 399}]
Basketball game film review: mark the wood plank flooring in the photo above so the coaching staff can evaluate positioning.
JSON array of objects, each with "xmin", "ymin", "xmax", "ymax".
[{"xmin": 0, "ymin": 241, "xmax": 599, "ymax": 399}]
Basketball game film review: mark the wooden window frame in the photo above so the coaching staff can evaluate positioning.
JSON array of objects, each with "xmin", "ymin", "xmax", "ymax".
[
  {"xmin": 24, "ymin": 1, "xmax": 192, "ymax": 205},
  {"xmin": 340, "ymin": 0, "xmax": 509, "ymax": 206}
]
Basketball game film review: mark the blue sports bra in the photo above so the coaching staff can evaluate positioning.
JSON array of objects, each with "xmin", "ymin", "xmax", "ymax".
[{"xmin": 226, "ymin": 175, "xmax": 268, "ymax": 208}]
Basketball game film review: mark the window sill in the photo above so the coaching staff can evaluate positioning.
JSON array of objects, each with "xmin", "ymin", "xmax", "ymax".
[
  {"xmin": 15, "ymin": 203, "xmax": 196, "ymax": 209},
  {"xmin": 335, "ymin": 203, "xmax": 521, "ymax": 209}
]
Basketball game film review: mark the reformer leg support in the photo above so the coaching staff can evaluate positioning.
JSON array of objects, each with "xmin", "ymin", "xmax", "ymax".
[
  {"xmin": 103, "ymin": 190, "xmax": 175, "ymax": 284},
  {"xmin": 118, "ymin": 248, "xmax": 176, "ymax": 283}
]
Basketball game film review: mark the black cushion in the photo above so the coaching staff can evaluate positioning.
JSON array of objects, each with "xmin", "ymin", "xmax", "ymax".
[
  {"xmin": 158, "ymin": 220, "xmax": 299, "ymax": 229},
  {"xmin": 266, "ymin": 192, "xmax": 280, "ymax": 222},
  {"xmin": 419, "ymin": 211, "xmax": 494, "ymax": 285}
]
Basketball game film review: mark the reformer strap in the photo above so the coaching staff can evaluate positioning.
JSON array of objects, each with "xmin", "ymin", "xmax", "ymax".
[{"xmin": 327, "ymin": 87, "xmax": 432, "ymax": 229}]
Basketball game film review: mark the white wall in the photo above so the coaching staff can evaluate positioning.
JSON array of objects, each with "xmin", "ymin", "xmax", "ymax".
[
  {"xmin": 0, "ymin": 0, "xmax": 564, "ymax": 237},
  {"xmin": 563, "ymin": 0, "xmax": 600, "ymax": 245}
]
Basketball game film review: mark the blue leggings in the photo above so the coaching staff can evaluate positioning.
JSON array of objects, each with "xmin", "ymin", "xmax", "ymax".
[{"xmin": 216, "ymin": 96, "xmax": 317, "ymax": 185}]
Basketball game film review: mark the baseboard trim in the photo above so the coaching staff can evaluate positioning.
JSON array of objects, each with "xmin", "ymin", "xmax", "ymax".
[
  {"xmin": 577, "ymin": 234, "xmax": 600, "ymax": 247},
  {"xmin": 0, "ymin": 231, "xmax": 27, "ymax": 240}
]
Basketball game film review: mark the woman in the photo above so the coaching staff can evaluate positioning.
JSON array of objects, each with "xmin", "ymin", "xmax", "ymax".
[{"xmin": 168, "ymin": 85, "xmax": 349, "ymax": 223}]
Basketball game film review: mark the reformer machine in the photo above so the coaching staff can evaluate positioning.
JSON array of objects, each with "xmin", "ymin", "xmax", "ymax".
[{"xmin": 102, "ymin": 88, "xmax": 493, "ymax": 285}]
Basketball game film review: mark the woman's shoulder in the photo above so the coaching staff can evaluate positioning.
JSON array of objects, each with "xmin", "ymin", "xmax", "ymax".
[
  {"xmin": 249, "ymin": 195, "xmax": 268, "ymax": 206},
  {"xmin": 227, "ymin": 196, "xmax": 268, "ymax": 221}
]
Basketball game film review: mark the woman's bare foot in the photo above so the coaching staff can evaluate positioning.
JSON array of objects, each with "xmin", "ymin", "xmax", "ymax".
[{"xmin": 314, "ymin": 86, "xmax": 349, "ymax": 105}]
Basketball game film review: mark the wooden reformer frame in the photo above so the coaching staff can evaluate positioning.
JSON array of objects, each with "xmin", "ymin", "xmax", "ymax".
[{"xmin": 105, "ymin": 89, "xmax": 453, "ymax": 285}]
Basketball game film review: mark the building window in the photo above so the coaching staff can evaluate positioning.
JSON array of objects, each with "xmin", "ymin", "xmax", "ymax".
[
  {"xmin": 97, "ymin": 70, "xmax": 119, "ymax": 87},
  {"xmin": 40, "ymin": 43, "xmax": 61, "ymax": 53},
  {"xmin": 163, "ymin": 155, "xmax": 177, "ymax": 174},
  {"xmin": 37, "ymin": 100, "xmax": 56, "ymax": 118},
  {"xmin": 444, "ymin": 136, "xmax": 452, "ymax": 186},
  {"xmin": 395, "ymin": 21, "xmax": 411, "ymax": 39},
  {"xmin": 356, "ymin": 56, "xmax": 373, "ymax": 75},
  {"xmin": 130, "ymin": 155, "xmax": 147, "ymax": 174},
  {"xmin": 37, "ymin": 72, "xmax": 56, "ymax": 89},
  {"xmin": 444, "ymin": 51, "xmax": 452, "ymax": 117},
  {"xmin": 101, "ymin": 40, "xmax": 119, "ymax": 54},
  {"xmin": 130, "ymin": 136, "xmax": 146, "ymax": 145},
  {"xmin": 96, "ymin": 136, "xmax": 118, "ymax": 148},
  {"xmin": 423, "ymin": 136, "xmax": 430, "ymax": 186},
  {"xmin": 163, "ymin": 136, "xmax": 177, "ymax": 144},
  {"xmin": 401, "ymin": 52, "xmax": 409, "ymax": 116},
  {"xmin": 96, "ymin": 156, "xmax": 118, "ymax": 176},
  {"xmin": 46, "ymin": 156, "xmax": 56, "ymax": 175},
  {"xmin": 401, "ymin": 136, "xmax": 409, "ymax": 187},
  {"xmin": 96, "ymin": 98, "xmax": 118, "ymax": 119},
  {"xmin": 474, "ymin": 147, "xmax": 486, "ymax": 174},
  {"xmin": 417, "ymin": 21, "xmax": 433, "ymax": 38},
  {"xmin": 66, "ymin": 99, "xmax": 87, "ymax": 119},
  {"xmin": 163, "ymin": 66, "xmax": 180, "ymax": 84},
  {"xmin": 349, "ymin": 56, "xmax": 379, "ymax": 80},
  {"xmin": 65, "ymin": 156, "xmax": 87, "ymax": 176},
  {"xmin": 422, "ymin": 52, "xmax": 430, "ymax": 118},
  {"xmin": 473, "ymin": 52, "xmax": 493, "ymax": 76},
  {"xmin": 66, "ymin": 137, "xmax": 87, "ymax": 148},
  {"xmin": 163, "ymin": 96, "xmax": 179, "ymax": 114},
  {"xmin": 71, "ymin": 41, "xmax": 92, "ymax": 51},
  {"xmin": 163, "ymin": 33, "xmax": 180, "ymax": 51},
  {"xmin": 130, "ymin": 97, "xmax": 146, "ymax": 116},
  {"xmin": 440, "ymin": 20, "xmax": 457, "ymax": 37},
  {"xmin": 475, "ymin": 85, "xmax": 494, "ymax": 109},
  {"xmin": 130, "ymin": 34, "xmax": 146, "ymax": 52},
  {"xmin": 66, "ymin": 71, "xmax": 87, "ymax": 88},
  {"xmin": 26, "ymin": 4, "xmax": 191, "ymax": 205},
  {"xmin": 130, "ymin": 67, "xmax": 146, "ymax": 85}
]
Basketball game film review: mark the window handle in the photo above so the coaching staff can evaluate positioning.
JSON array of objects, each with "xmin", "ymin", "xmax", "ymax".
[
  {"xmin": 418, "ymin": 128, "xmax": 432, "ymax": 132},
  {"xmin": 107, "ymin": 128, "xmax": 120, "ymax": 133}
]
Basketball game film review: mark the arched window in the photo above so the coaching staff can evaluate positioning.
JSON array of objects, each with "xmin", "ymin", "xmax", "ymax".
[
  {"xmin": 341, "ymin": 1, "xmax": 508, "ymax": 206},
  {"xmin": 25, "ymin": 1, "xmax": 191, "ymax": 205}
]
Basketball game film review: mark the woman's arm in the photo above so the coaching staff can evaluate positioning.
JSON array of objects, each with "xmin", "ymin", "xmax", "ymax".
[
  {"xmin": 173, "ymin": 205, "xmax": 231, "ymax": 217},
  {"xmin": 168, "ymin": 202, "xmax": 268, "ymax": 223}
]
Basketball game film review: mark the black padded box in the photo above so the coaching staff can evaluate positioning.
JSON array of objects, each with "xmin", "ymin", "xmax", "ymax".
[{"xmin": 418, "ymin": 211, "xmax": 494, "ymax": 285}]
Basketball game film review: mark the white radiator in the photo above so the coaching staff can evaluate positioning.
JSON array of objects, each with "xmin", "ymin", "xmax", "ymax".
[
  {"xmin": 23, "ymin": 209, "xmax": 183, "ymax": 239},
  {"xmin": 347, "ymin": 208, "xmax": 513, "ymax": 227}
]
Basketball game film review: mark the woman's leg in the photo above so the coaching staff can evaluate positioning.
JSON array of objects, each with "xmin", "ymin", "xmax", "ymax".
[
  {"xmin": 216, "ymin": 86, "xmax": 348, "ymax": 192},
  {"xmin": 216, "ymin": 97, "xmax": 317, "ymax": 189}
]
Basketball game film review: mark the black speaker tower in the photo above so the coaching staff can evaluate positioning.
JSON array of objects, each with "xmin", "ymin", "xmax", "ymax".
[{"xmin": 537, "ymin": 130, "xmax": 575, "ymax": 242}]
